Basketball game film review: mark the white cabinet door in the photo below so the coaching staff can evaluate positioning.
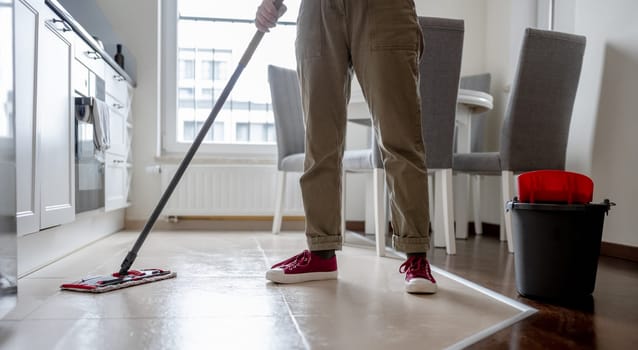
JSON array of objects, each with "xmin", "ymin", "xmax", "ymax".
[
  {"xmin": 104, "ymin": 153, "xmax": 129, "ymax": 211},
  {"xmin": 105, "ymin": 94, "xmax": 127, "ymax": 157},
  {"xmin": 37, "ymin": 8, "xmax": 75, "ymax": 229},
  {"xmin": 15, "ymin": 0, "xmax": 40, "ymax": 235}
]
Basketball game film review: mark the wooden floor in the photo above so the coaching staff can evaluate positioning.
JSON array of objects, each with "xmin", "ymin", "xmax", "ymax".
[{"xmin": 424, "ymin": 232, "xmax": 638, "ymax": 349}]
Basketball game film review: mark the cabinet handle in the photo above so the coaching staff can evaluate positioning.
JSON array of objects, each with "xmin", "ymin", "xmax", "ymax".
[
  {"xmin": 85, "ymin": 51, "xmax": 101, "ymax": 60},
  {"xmin": 114, "ymin": 75, "xmax": 126, "ymax": 82},
  {"xmin": 113, "ymin": 159, "xmax": 125, "ymax": 164},
  {"xmin": 49, "ymin": 18, "xmax": 72, "ymax": 32},
  {"xmin": 112, "ymin": 103, "xmax": 124, "ymax": 109}
]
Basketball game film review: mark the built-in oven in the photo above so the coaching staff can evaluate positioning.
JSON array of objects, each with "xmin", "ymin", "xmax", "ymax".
[{"xmin": 74, "ymin": 71, "xmax": 105, "ymax": 213}]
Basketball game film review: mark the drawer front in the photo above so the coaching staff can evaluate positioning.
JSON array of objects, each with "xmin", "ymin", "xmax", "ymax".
[
  {"xmin": 73, "ymin": 33, "xmax": 104, "ymax": 78},
  {"xmin": 105, "ymin": 64, "xmax": 129, "ymax": 105}
]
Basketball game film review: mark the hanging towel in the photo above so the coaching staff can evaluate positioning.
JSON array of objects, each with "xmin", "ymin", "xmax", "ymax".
[{"xmin": 91, "ymin": 98, "xmax": 111, "ymax": 155}]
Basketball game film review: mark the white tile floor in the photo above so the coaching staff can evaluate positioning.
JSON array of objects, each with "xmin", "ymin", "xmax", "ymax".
[{"xmin": 0, "ymin": 231, "xmax": 529, "ymax": 349}]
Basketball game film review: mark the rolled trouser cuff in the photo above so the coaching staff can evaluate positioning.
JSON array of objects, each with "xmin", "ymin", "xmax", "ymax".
[
  {"xmin": 392, "ymin": 235, "xmax": 430, "ymax": 253},
  {"xmin": 307, "ymin": 235, "xmax": 343, "ymax": 251}
]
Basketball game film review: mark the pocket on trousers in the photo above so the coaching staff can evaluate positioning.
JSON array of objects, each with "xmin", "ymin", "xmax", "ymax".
[
  {"xmin": 296, "ymin": 0, "xmax": 323, "ymax": 58},
  {"xmin": 369, "ymin": 0, "xmax": 419, "ymax": 51}
]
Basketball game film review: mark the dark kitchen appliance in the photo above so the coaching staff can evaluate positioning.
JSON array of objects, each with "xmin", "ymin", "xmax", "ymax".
[{"xmin": 74, "ymin": 74, "xmax": 105, "ymax": 213}]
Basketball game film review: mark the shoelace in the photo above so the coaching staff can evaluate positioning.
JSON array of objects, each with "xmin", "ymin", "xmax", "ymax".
[
  {"xmin": 284, "ymin": 250, "xmax": 312, "ymax": 270},
  {"xmin": 399, "ymin": 256, "xmax": 436, "ymax": 283}
]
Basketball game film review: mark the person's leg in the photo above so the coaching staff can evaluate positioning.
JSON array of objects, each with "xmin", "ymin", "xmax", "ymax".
[
  {"xmin": 296, "ymin": 0, "xmax": 351, "ymax": 252},
  {"xmin": 349, "ymin": 0, "xmax": 430, "ymax": 253},
  {"xmin": 267, "ymin": 0, "xmax": 351, "ymax": 284},
  {"xmin": 348, "ymin": 0, "xmax": 435, "ymax": 293}
]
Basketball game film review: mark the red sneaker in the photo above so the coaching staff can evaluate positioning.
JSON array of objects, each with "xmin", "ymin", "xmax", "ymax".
[
  {"xmin": 266, "ymin": 250, "xmax": 338, "ymax": 284},
  {"xmin": 400, "ymin": 255, "xmax": 437, "ymax": 294}
]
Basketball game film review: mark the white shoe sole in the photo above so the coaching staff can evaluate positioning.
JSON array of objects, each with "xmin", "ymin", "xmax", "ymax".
[
  {"xmin": 266, "ymin": 268, "xmax": 338, "ymax": 284},
  {"xmin": 405, "ymin": 278, "xmax": 437, "ymax": 294}
]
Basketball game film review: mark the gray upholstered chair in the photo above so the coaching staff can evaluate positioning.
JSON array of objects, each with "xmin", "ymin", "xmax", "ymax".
[
  {"xmin": 267, "ymin": 65, "xmax": 305, "ymax": 234},
  {"xmin": 341, "ymin": 17, "xmax": 465, "ymax": 256},
  {"xmin": 456, "ymin": 73, "xmax": 492, "ymax": 235},
  {"xmin": 453, "ymin": 28, "xmax": 586, "ymax": 253}
]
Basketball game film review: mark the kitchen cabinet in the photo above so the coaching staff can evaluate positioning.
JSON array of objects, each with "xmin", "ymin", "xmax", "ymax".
[
  {"xmin": 1, "ymin": 0, "xmax": 17, "ymax": 318},
  {"xmin": 14, "ymin": 0, "xmax": 136, "ymax": 275},
  {"xmin": 15, "ymin": 0, "xmax": 135, "ymax": 233},
  {"xmin": 14, "ymin": 0, "xmax": 40, "ymax": 235},
  {"xmin": 15, "ymin": 0, "xmax": 75, "ymax": 234},
  {"xmin": 104, "ymin": 153, "xmax": 130, "ymax": 211},
  {"xmin": 104, "ymin": 64, "xmax": 132, "ymax": 211},
  {"xmin": 36, "ymin": 4, "xmax": 75, "ymax": 229},
  {"xmin": 73, "ymin": 29, "xmax": 105, "ymax": 79},
  {"xmin": 105, "ymin": 93, "xmax": 127, "ymax": 157}
]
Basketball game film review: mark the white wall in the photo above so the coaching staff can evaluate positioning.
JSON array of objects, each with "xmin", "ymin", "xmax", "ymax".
[
  {"xmin": 566, "ymin": 0, "xmax": 638, "ymax": 246},
  {"xmin": 415, "ymin": 0, "xmax": 487, "ymax": 76},
  {"xmin": 95, "ymin": 0, "xmax": 162, "ymax": 222}
]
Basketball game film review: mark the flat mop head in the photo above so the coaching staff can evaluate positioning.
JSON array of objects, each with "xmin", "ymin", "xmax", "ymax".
[{"xmin": 60, "ymin": 268, "xmax": 176, "ymax": 293}]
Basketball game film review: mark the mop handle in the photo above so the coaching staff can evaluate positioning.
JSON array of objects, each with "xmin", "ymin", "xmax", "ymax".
[{"xmin": 119, "ymin": 0, "xmax": 285, "ymax": 275}]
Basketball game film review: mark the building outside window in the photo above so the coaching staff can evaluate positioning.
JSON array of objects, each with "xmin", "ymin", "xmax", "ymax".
[{"xmin": 166, "ymin": 0, "xmax": 300, "ymax": 153}]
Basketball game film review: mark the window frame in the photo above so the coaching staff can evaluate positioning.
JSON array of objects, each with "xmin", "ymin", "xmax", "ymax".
[{"xmin": 161, "ymin": 0, "xmax": 292, "ymax": 159}]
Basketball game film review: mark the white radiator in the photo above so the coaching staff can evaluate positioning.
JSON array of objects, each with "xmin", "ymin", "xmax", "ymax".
[{"xmin": 159, "ymin": 164, "xmax": 304, "ymax": 216}]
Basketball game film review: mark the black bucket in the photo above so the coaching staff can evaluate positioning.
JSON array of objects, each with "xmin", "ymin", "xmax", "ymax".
[{"xmin": 507, "ymin": 199, "xmax": 613, "ymax": 300}]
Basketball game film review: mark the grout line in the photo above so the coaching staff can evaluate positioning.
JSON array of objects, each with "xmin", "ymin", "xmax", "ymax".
[
  {"xmin": 254, "ymin": 237, "xmax": 311, "ymax": 350},
  {"xmin": 281, "ymin": 293, "xmax": 312, "ymax": 350}
]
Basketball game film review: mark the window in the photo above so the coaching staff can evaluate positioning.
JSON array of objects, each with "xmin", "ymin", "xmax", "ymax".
[
  {"xmin": 201, "ymin": 59, "xmax": 214, "ymax": 80},
  {"xmin": 235, "ymin": 122, "xmax": 275, "ymax": 143},
  {"xmin": 162, "ymin": 0, "xmax": 301, "ymax": 156},
  {"xmin": 235, "ymin": 122, "xmax": 249, "ymax": 142},
  {"xmin": 201, "ymin": 88, "xmax": 213, "ymax": 100},
  {"xmin": 178, "ymin": 49, "xmax": 195, "ymax": 80},
  {"xmin": 182, "ymin": 121, "xmax": 224, "ymax": 142}
]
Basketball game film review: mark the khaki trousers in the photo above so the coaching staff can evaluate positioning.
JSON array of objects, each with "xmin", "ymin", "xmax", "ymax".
[{"xmin": 296, "ymin": 0, "xmax": 430, "ymax": 253}]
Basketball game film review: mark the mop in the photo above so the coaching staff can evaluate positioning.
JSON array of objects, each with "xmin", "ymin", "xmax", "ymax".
[{"xmin": 61, "ymin": 0, "xmax": 283, "ymax": 293}]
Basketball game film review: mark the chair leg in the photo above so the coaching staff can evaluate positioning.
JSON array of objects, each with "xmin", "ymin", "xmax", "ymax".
[
  {"xmin": 428, "ymin": 173, "xmax": 435, "ymax": 226},
  {"xmin": 441, "ymin": 169, "xmax": 456, "ymax": 255},
  {"xmin": 454, "ymin": 173, "xmax": 470, "ymax": 239},
  {"xmin": 472, "ymin": 175, "xmax": 483, "ymax": 234},
  {"xmin": 501, "ymin": 170, "xmax": 515, "ymax": 253},
  {"xmin": 272, "ymin": 171, "xmax": 286, "ymax": 234},
  {"xmin": 373, "ymin": 168, "xmax": 386, "ymax": 257},
  {"xmin": 433, "ymin": 171, "xmax": 446, "ymax": 248}
]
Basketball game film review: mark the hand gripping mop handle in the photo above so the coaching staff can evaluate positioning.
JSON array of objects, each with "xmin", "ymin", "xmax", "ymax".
[{"xmin": 119, "ymin": 0, "xmax": 284, "ymax": 276}]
